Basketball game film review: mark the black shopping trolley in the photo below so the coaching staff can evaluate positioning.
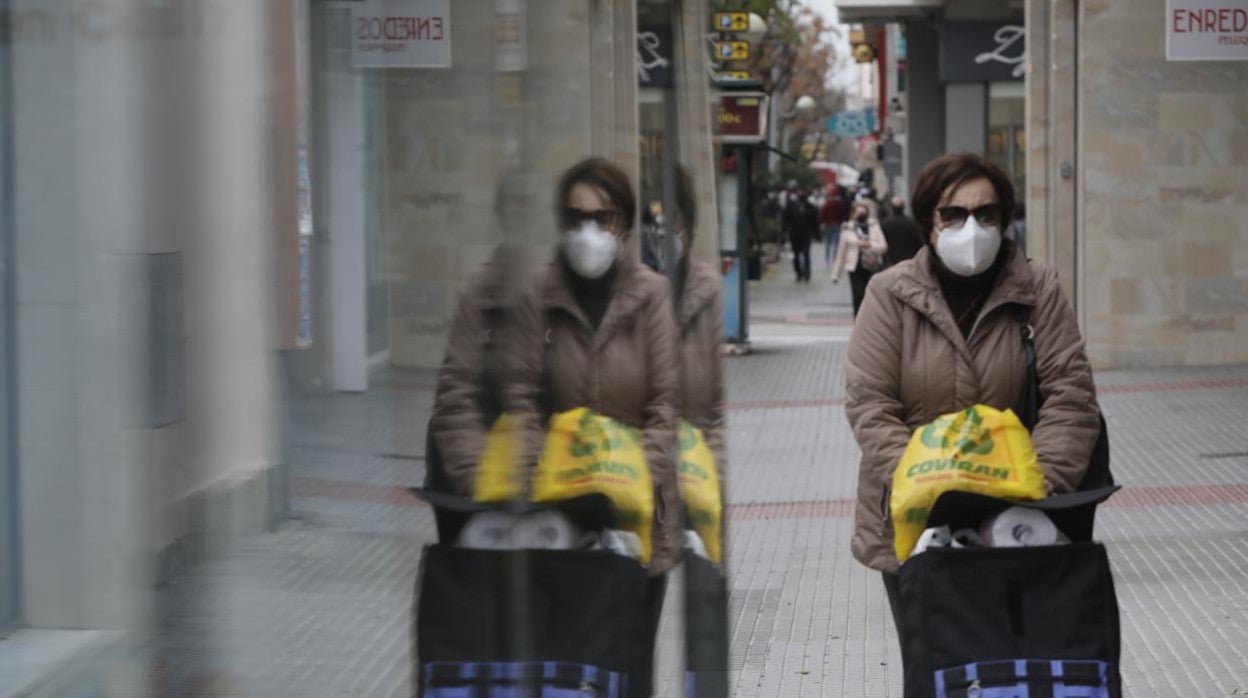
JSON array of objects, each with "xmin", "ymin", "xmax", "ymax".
[
  {"xmin": 412, "ymin": 492, "xmax": 655, "ymax": 698},
  {"xmin": 896, "ymin": 487, "xmax": 1123, "ymax": 698}
]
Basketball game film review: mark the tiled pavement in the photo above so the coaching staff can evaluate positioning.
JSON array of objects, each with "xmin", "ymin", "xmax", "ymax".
[{"xmin": 155, "ymin": 262, "xmax": 1248, "ymax": 697}]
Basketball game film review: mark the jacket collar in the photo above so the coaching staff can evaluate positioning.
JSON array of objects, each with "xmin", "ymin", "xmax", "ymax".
[
  {"xmin": 888, "ymin": 242, "xmax": 1037, "ymax": 350},
  {"xmin": 538, "ymin": 252, "xmax": 649, "ymax": 348}
]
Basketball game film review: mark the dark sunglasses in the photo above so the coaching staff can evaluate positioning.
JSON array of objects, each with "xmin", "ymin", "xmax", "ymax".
[
  {"xmin": 937, "ymin": 203, "xmax": 1003, "ymax": 228},
  {"xmin": 561, "ymin": 207, "xmax": 622, "ymax": 229}
]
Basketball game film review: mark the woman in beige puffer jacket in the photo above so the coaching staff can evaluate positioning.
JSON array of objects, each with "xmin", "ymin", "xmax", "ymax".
[
  {"xmin": 506, "ymin": 159, "xmax": 679, "ymax": 696},
  {"xmin": 844, "ymin": 153, "xmax": 1101, "ymax": 644}
]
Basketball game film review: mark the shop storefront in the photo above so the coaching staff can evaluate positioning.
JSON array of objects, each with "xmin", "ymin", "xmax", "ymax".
[{"xmin": 939, "ymin": 19, "xmax": 1027, "ymax": 194}]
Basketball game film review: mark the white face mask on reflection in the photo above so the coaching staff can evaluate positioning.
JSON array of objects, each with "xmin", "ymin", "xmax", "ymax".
[
  {"xmin": 563, "ymin": 221, "xmax": 619, "ymax": 279},
  {"xmin": 935, "ymin": 215, "xmax": 1001, "ymax": 277}
]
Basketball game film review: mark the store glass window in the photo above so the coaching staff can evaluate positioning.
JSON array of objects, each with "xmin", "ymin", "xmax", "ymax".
[
  {"xmin": 638, "ymin": 89, "xmax": 668, "ymax": 221},
  {"xmin": 987, "ymin": 81, "xmax": 1026, "ymax": 197}
]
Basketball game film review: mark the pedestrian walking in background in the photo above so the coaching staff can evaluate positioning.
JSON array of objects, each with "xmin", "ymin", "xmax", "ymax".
[
  {"xmin": 782, "ymin": 183, "xmax": 819, "ymax": 282},
  {"xmin": 830, "ymin": 202, "xmax": 888, "ymax": 316},
  {"xmin": 879, "ymin": 195, "xmax": 924, "ymax": 266},
  {"xmin": 508, "ymin": 157, "xmax": 680, "ymax": 696},
  {"xmin": 640, "ymin": 200, "xmax": 665, "ymax": 272},
  {"xmin": 820, "ymin": 185, "xmax": 846, "ymax": 267},
  {"xmin": 842, "ymin": 152, "xmax": 1101, "ymax": 669}
]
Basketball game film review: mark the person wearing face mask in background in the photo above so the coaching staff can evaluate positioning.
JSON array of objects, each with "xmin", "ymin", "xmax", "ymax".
[
  {"xmin": 508, "ymin": 157, "xmax": 680, "ymax": 696},
  {"xmin": 640, "ymin": 199, "xmax": 665, "ymax": 272},
  {"xmin": 830, "ymin": 202, "xmax": 889, "ymax": 317},
  {"xmin": 842, "ymin": 153, "xmax": 1101, "ymax": 666}
]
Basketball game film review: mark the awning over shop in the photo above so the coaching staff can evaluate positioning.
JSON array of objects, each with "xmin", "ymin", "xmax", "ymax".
[{"xmin": 834, "ymin": 0, "xmax": 945, "ymax": 23}]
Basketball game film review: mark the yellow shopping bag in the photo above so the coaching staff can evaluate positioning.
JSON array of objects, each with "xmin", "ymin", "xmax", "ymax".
[
  {"xmin": 472, "ymin": 414, "xmax": 527, "ymax": 503},
  {"xmin": 678, "ymin": 421, "xmax": 723, "ymax": 563},
  {"xmin": 891, "ymin": 405, "xmax": 1046, "ymax": 562},
  {"xmin": 530, "ymin": 408, "xmax": 655, "ymax": 563}
]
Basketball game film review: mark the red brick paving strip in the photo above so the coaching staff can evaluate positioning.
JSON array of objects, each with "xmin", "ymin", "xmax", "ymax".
[
  {"xmin": 392, "ymin": 374, "xmax": 1248, "ymax": 405},
  {"xmin": 727, "ymin": 397, "xmax": 844, "ymax": 411},
  {"xmin": 292, "ymin": 476, "xmax": 419, "ymax": 506},
  {"xmin": 298, "ymin": 377, "xmax": 1248, "ymax": 513},
  {"xmin": 724, "ymin": 483, "xmax": 1248, "ymax": 520},
  {"xmin": 1098, "ymin": 378, "xmax": 1248, "ymax": 395},
  {"xmin": 291, "ymin": 477, "xmax": 1248, "ymax": 518},
  {"xmin": 722, "ymin": 377, "xmax": 1248, "ymax": 411}
]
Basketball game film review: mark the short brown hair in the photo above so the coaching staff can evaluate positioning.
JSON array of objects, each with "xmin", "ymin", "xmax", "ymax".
[
  {"xmin": 555, "ymin": 157, "xmax": 636, "ymax": 232},
  {"xmin": 910, "ymin": 153, "xmax": 1016, "ymax": 239}
]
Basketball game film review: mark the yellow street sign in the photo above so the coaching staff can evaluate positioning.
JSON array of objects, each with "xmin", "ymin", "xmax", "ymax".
[
  {"xmin": 853, "ymin": 43, "xmax": 877, "ymax": 63},
  {"xmin": 715, "ymin": 41, "xmax": 750, "ymax": 61},
  {"xmin": 716, "ymin": 70, "xmax": 753, "ymax": 81},
  {"xmin": 713, "ymin": 12, "xmax": 750, "ymax": 32}
]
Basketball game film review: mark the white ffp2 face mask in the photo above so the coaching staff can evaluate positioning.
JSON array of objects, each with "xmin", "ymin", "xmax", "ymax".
[
  {"xmin": 563, "ymin": 221, "xmax": 620, "ymax": 279},
  {"xmin": 935, "ymin": 215, "xmax": 1002, "ymax": 277}
]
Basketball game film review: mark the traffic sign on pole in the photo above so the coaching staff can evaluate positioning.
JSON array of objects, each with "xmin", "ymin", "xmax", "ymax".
[
  {"xmin": 714, "ymin": 41, "xmax": 750, "ymax": 61},
  {"xmin": 713, "ymin": 12, "xmax": 750, "ymax": 32}
]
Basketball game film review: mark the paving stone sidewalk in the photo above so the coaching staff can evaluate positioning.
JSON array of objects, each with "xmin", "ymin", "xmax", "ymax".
[{"xmin": 154, "ymin": 265, "xmax": 1248, "ymax": 697}]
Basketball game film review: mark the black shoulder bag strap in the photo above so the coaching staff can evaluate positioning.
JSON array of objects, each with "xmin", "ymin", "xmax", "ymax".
[
  {"xmin": 538, "ymin": 317, "xmax": 554, "ymax": 422},
  {"xmin": 1017, "ymin": 306, "xmax": 1040, "ymax": 433},
  {"xmin": 1016, "ymin": 306, "xmax": 1114, "ymax": 492}
]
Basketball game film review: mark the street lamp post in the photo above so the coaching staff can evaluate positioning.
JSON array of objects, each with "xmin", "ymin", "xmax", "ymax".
[{"xmin": 767, "ymin": 94, "xmax": 816, "ymax": 173}]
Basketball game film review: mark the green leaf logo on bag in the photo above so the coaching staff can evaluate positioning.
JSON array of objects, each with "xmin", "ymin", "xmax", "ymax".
[
  {"xmin": 919, "ymin": 407, "xmax": 994, "ymax": 456},
  {"xmin": 532, "ymin": 408, "xmax": 655, "ymax": 563},
  {"xmin": 891, "ymin": 404, "xmax": 1046, "ymax": 562},
  {"xmin": 568, "ymin": 419, "xmax": 641, "ymax": 459},
  {"xmin": 679, "ymin": 423, "xmax": 699, "ymax": 451},
  {"xmin": 679, "ymin": 459, "xmax": 710, "ymax": 480}
]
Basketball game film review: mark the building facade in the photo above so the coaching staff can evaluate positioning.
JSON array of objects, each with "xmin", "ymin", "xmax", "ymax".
[
  {"xmin": 838, "ymin": 0, "xmax": 1248, "ymax": 369},
  {"xmin": 2, "ymin": 0, "xmax": 299, "ymax": 691},
  {"xmin": 298, "ymin": 0, "xmax": 723, "ymax": 386},
  {"xmin": 1028, "ymin": 0, "xmax": 1248, "ymax": 368}
]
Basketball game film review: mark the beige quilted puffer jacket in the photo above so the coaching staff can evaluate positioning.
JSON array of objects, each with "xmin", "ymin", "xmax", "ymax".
[{"xmin": 844, "ymin": 243, "xmax": 1100, "ymax": 573}]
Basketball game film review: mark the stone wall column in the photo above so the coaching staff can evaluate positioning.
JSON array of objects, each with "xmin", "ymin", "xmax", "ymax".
[
  {"xmin": 672, "ymin": 0, "xmax": 721, "ymax": 267},
  {"xmin": 1024, "ymin": 0, "xmax": 1051, "ymax": 267},
  {"xmin": 589, "ymin": 0, "xmax": 641, "ymax": 255},
  {"xmin": 1050, "ymin": 0, "xmax": 1078, "ymax": 303}
]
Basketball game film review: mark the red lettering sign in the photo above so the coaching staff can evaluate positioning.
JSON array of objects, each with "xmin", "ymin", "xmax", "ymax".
[
  {"xmin": 352, "ymin": 0, "xmax": 451, "ymax": 68},
  {"xmin": 716, "ymin": 95, "xmax": 767, "ymax": 143},
  {"xmin": 1174, "ymin": 7, "xmax": 1248, "ymax": 33},
  {"xmin": 356, "ymin": 15, "xmax": 446, "ymax": 41}
]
